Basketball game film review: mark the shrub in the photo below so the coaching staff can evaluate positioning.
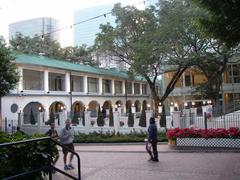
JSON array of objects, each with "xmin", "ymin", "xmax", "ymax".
[
  {"xmin": 0, "ymin": 131, "xmax": 55, "ymax": 179},
  {"xmin": 166, "ymin": 127, "xmax": 240, "ymax": 140}
]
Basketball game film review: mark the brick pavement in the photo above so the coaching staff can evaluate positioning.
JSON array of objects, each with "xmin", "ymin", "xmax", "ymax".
[{"xmin": 51, "ymin": 143, "xmax": 240, "ymax": 180}]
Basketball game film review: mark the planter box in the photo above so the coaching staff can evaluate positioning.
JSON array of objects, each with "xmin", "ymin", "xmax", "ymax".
[{"xmin": 176, "ymin": 138, "xmax": 240, "ymax": 148}]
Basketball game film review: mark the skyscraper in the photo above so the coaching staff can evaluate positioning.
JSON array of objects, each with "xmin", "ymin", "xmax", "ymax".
[
  {"xmin": 9, "ymin": 17, "xmax": 60, "ymax": 42},
  {"xmin": 73, "ymin": 4, "xmax": 115, "ymax": 47}
]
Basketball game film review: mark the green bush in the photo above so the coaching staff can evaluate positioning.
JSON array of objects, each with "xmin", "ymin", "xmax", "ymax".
[
  {"xmin": 0, "ymin": 131, "xmax": 56, "ymax": 180},
  {"xmin": 128, "ymin": 109, "xmax": 134, "ymax": 127},
  {"xmin": 74, "ymin": 130, "xmax": 167, "ymax": 143}
]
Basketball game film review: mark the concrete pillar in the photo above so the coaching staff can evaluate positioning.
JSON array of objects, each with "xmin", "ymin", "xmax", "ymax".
[
  {"xmin": 170, "ymin": 106, "xmax": 174, "ymax": 115},
  {"xmin": 132, "ymin": 82, "xmax": 134, "ymax": 95},
  {"xmin": 18, "ymin": 67, "xmax": 23, "ymax": 92},
  {"xmin": 84, "ymin": 111, "xmax": 91, "ymax": 134},
  {"xmin": 172, "ymin": 111, "xmax": 181, "ymax": 128},
  {"xmin": 145, "ymin": 110, "xmax": 153, "ymax": 128},
  {"xmin": 140, "ymin": 83, "xmax": 143, "ymax": 95},
  {"xmin": 99, "ymin": 77, "xmax": 103, "ymax": 94},
  {"xmin": 111, "ymin": 79, "xmax": 115, "ymax": 95},
  {"xmin": 84, "ymin": 76, "xmax": 88, "ymax": 93},
  {"xmin": 122, "ymin": 81, "xmax": 126, "ymax": 95},
  {"xmin": 113, "ymin": 111, "xmax": 120, "ymax": 135},
  {"xmin": 44, "ymin": 70, "xmax": 49, "ymax": 92},
  {"xmin": 65, "ymin": 72, "xmax": 70, "ymax": 93}
]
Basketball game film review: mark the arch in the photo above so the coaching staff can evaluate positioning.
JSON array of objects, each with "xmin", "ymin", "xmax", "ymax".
[
  {"xmin": 88, "ymin": 101, "xmax": 99, "ymax": 117},
  {"xmin": 126, "ymin": 100, "xmax": 132, "ymax": 113},
  {"xmin": 72, "ymin": 101, "xmax": 84, "ymax": 113},
  {"xmin": 134, "ymin": 100, "xmax": 141, "ymax": 112},
  {"xmin": 49, "ymin": 101, "xmax": 65, "ymax": 125},
  {"xmin": 49, "ymin": 101, "xmax": 65, "ymax": 113},
  {"xmin": 72, "ymin": 101, "xmax": 84, "ymax": 125},
  {"xmin": 103, "ymin": 100, "xmax": 112, "ymax": 109},
  {"xmin": 23, "ymin": 102, "xmax": 44, "ymax": 124},
  {"xmin": 115, "ymin": 100, "xmax": 123, "ymax": 107},
  {"xmin": 142, "ymin": 100, "xmax": 147, "ymax": 111}
]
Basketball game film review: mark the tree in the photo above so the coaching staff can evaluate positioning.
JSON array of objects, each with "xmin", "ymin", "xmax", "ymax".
[
  {"xmin": 139, "ymin": 108, "xmax": 146, "ymax": 127},
  {"xmin": 0, "ymin": 37, "xmax": 19, "ymax": 129},
  {"xmin": 193, "ymin": 0, "xmax": 240, "ymax": 48},
  {"xmin": 127, "ymin": 108, "xmax": 134, "ymax": 127},
  {"xmin": 0, "ymin": 37, "xmax": 19, "ymax": 97},
  {"xmin": 95, "ymin": 2, "xmax": 215, "ymax": 126},
  {"xmin": 30, "ymin": 108, "xmax": 36, "ymax": 125},
  {"xmin": 97, "ymin": 105, "xmax": 104, "ymax": 126},
  {"xmin": 10, "ymin": 33, "xmax": 99, "ymax": 66},
  {"xmin": 109, "ymin": 107, "xmax": 114, "ymax": 126}
]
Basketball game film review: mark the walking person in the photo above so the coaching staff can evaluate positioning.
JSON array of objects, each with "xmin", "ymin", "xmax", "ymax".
[
  {"xmin": 147, "ymin": 117, "xmax": 159, "ymax": 162},
  {"xmin": 59, "ymin": 119, "xmax": 75, "ymax": 170},
  {"xmin": 45, "ymin": 123, "xmax": 59, "ymax": 168}
]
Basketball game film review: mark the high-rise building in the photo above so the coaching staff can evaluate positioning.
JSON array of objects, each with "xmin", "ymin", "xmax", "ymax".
[
  {"xmin": 73, "ymin": 4, "xmax": 116, "ymax": 47},
  {"xmin": 9, "ymin": 17, "xmax": 60, "ymax": 42}
]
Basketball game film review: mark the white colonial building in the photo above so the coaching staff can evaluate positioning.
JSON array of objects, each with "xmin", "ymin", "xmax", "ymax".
[{"xmin": 1, "ymin": 54, "xmax": 155, "ymax": 134}]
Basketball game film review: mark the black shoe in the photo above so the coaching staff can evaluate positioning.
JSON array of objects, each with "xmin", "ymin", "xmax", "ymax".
[{"xmin": 152, "ymin": 159, "xmax": 159, "ymax": 162}]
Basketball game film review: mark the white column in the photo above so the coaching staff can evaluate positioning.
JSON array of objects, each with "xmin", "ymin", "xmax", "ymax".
[
  {"xmin": 18, "ymin": 67, "xmax": 23, "ymax": 92},
  {"xmin": 84, "ymin": 111, "xmax": 91, "ymax": 134},
  {"xmin": 44, "ymin": 70, "xmax": 49, "ymax": 92},
  {"xmin": 99, "ymin": 77, "xmax": 103, "ymax": 94},
  {"xmin": 112, "ymin": 79, "xmax": 115, "ymax": 95},
  {"xmin": 113, "ymin": 111, "xmax": 120, "ymax": 135},
  {"xmin": 132, "ymin": 82, "xmax": 134, "ymax": 95},
  {"xmin": 172, "ymin": 111, "xmax": 181, "ymax": 128},
  {"xmin": 145, "ymin": 110, "xmax": 153, "ymax": 128},
  {"xmin": 122, "ymin": 81, "xmax": 126, "ymax": 95},
  {"xmin": 84, "ymin": 76, "xmax": 88, "ymax": 93},
  {"xmin": 65, "ymin": 72, "xmax": 70, "ymax": 93},
  {"xmin": 140, "ymin": 83, "xmax": 143, "ymax": 95}
]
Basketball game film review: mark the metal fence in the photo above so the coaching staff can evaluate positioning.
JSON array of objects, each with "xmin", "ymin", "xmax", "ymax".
[{"xmin": 179, "ymin": 112, "xmax": 240, "ymax": 129}]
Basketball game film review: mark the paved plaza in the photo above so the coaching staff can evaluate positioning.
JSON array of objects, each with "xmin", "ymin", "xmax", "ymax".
[{"xmin": 52, "ymin": 144, "xmax": 240, "ymax": 180}]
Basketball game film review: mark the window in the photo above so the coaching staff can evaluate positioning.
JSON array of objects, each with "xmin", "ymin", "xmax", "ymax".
[
  {"xmin": 87, "ymin": 77, "xmax": 98, "ymax": 93},
  {"xmin": 134, "ymin": 83, "xmax": 140, "ymax": 94},
  {"xmin": 49, "ymin": 72, "xmax": 65, "ymax": 91},
  {"xmin": 23, "ymin": 69, "xmax": 44, "ymax": 90},
  {"xmin": 185, "ymin": 74, "xmax": 191, "ymax": 87},
  {"xmin": 126, "ymin": 81, "xmax": 132, "ymax": 94},
  {"xmin": 103, "ymin": 79, "xmax": 112, "ymax": 93},
  {"xmin": 71, "ymin": 75, "xmax": 84, "ymax": 92},
  {"xmin": 115, "ymin": 80, "xmax": 123, "ymax": 94},
  {"xmin": 142, "ymin": 84, "xmax": 147, "ymax": 95}
]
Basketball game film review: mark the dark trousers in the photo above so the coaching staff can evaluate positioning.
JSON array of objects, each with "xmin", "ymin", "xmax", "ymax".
[{"xmin": 151, "ymin": 141, "xmax": 158, "ymax": 160}]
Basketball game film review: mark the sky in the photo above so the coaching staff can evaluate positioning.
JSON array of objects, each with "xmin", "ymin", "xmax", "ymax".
[{"xmin": 0, "ymin": 0, "xmax": 146, "ymax": 46}]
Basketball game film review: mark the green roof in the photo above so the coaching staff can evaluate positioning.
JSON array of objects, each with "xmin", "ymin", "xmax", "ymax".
[{"xmin": 15, "ymin": 54, "xmax": 145, "ymax": 81}]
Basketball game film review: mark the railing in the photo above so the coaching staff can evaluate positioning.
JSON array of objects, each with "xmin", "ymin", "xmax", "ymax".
[{"xmin": 0, "ymin": 137, "xmax": 81, "ymax": 180}]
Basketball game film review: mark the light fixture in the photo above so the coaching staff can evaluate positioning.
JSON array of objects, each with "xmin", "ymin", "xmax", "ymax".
[
  {"xmin": 174, "ymin": 103, "xmax": 178, "ymax": 107},
  {"xmin": 192, "ymin": 102, "xmax": 195, "ymax": 106},
  {"xmin": 184, "ymin": 102, "xmax": 188, "ymax": 107}
]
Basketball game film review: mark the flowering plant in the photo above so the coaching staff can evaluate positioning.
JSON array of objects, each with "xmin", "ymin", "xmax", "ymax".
[
  {"xmin": 120, "ymin": 121, "xmax": 124, "ymax": 127},
  {"xmin": 166, "ymin": 127, "xmax": 240, "ymax": 140}
]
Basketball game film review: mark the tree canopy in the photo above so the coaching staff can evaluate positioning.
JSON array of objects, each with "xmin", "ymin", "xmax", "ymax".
[
  {"xmin": 10, "ymin": 33, "xmax": 98, "ymax": 66},
  {"xmin": 193, "ymin": 0, "xmax": 240, "ymax": 48},
  {"xmin": 0, "ymin": 37, "xmax": 19, "ymax": 97}
]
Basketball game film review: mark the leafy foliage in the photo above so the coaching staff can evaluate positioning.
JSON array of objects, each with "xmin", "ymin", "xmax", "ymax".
[
  {"xmin": 0, "ymin": 132, "xmax": 56, "ymax": 180},
  {"xmin": 74, "ymin": 131, "xmax": 167, "ymax": 143},
  {"xmin": 10, "ymin": 33, "xmax": 99, "ymax": 66},
  {"xmin": 193, "ymin": 0, "xmax": 240, "ymax": 48},
  {"xmin": 0, "ymin": 37, "xmax": 19, "ymax": 97},
  {"xmin": 139, "ymin": 109, "xmax": 146, "ymax": 127},
  {"xmin": 97, "ymin": 105, "xmax": 104, "ymax": 126}
]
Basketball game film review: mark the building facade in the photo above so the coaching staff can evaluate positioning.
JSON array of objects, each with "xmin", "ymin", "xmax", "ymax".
[
  {"xmin": 1, "ymin": 54, "xmax": 151, "ymax": 132},
  {"xmin": 9, "ymin": 17, "xmax": 60, "ymax": 42},
  {"xmin": 162, "ymin": 58, "xmax": 240, "ymax": 114}
]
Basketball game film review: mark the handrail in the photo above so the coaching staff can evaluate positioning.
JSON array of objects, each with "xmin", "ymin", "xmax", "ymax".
[
  {"xmin": 0, "ymin": 137, "xmax": 81, "ymax": 180},
  {"xmin": 52, "ymin": 139, "xmax": 81, "ymax": 180}
]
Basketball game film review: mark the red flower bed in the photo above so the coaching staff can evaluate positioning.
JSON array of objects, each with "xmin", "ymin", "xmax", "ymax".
[{"xmin": 166, "ymin": 127, "xmax": 240, "ymax": 139}]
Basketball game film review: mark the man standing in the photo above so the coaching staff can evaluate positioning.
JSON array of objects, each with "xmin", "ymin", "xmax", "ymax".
[
  {"xmin": 148, "ymin": 117, "xmax": 159, "ymax": 162},
  {"xmin": 59, "ymin": 119, "xmax": 75, "ymax": 170}
]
